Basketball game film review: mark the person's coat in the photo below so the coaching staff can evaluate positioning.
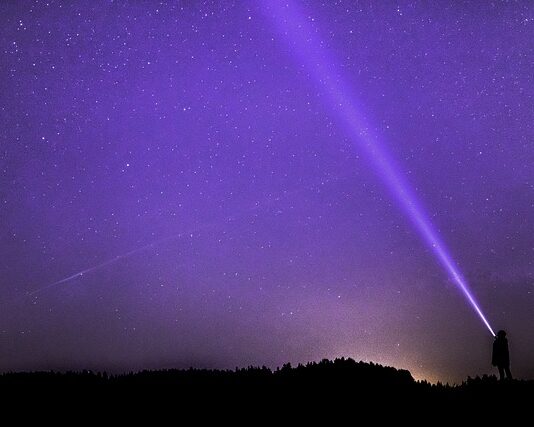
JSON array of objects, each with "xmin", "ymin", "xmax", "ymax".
[{"xmin": 492, "ymin": 337, "xmax": 510, "ymax": 367}]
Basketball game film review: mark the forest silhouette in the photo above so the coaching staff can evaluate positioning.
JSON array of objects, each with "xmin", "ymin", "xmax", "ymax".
[{"xmin": 2, "ymin": 357, "xmax": 532, "ymax": 411}]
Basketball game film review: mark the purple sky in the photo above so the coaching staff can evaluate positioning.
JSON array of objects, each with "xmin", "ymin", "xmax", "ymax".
[{"xmin": 0, "ymin": 0, "xmax": 532, "ymax": 383}]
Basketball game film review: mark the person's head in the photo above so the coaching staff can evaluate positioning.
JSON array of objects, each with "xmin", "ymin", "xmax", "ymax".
[{"xmin": 497, "ymin": 330, "xmax": 507, "ymax": 339}]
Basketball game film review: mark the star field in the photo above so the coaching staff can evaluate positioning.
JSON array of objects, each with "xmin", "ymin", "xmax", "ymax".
[{"xmin": 0, "ymin": 1, "xmax": 533, "ymax": 383}]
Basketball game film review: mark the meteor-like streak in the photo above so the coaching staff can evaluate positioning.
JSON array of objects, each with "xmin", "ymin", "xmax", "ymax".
[
  {"xmin": 28, "ymin": 172, "xmax": 347, "ymax": 297},
  {"xmin": 27, "ymin": 238, "xmax": 170, "ymax": 296},
  {"xmin": 28, "ymin": 223, "xmax": 220, "ymax": 297},
  {"xmin": 262, "ymin": 1, "xmax": 495, "ymax": 336}
]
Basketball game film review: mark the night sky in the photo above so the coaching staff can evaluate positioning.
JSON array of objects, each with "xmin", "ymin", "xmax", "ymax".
[{"xmin": 1, "ymin": 1, "xmax": 532, "ymax": 384}]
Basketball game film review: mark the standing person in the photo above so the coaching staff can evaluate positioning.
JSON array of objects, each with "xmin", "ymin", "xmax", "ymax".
[{"xmin": 492, "ymin": 330, "xmax": 513, "ymax": 381}]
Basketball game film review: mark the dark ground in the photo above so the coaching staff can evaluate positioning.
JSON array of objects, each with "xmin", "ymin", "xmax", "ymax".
[{"xmin": 1, "ymin": 358, "xmax": 532, "ymax": 420}]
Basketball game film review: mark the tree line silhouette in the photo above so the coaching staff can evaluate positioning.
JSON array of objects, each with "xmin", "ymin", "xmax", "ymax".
[{"xmin": 1, "ymin": 357, "xmax": 532, "ymax": 412}]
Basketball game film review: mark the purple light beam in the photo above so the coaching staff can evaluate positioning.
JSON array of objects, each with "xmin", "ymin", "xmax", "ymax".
[{"xmin": 262, "ymin": 0, "xmax": 495, "ymax": 336}]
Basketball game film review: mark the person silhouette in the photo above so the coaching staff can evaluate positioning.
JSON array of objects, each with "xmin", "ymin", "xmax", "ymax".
[{"xmin": 492, "ymin": 330, "xmax": 513, "ymax": 381}]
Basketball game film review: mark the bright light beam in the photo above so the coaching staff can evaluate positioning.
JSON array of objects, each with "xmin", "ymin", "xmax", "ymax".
[{"xmin": 262, "ymin": 0, "xmax": 495, "ymax": 336}]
